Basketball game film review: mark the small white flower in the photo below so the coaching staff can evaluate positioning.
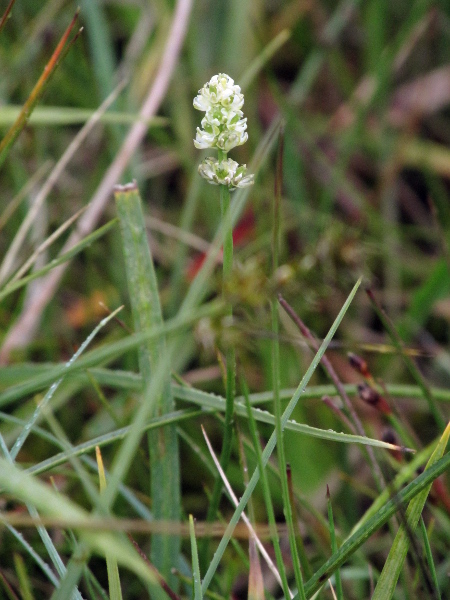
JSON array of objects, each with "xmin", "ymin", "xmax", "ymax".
[
  {"xmin": 194, "ymin": 73, "xmax": 254, "ymax": 189},
  {"xmin": 194, "ymin": 125, "xmax": 217, "ymax": 149},
  {"xmin": 193, "ymin": 73, "xmax": 248, "ymax": 151},
  {"xmin": 193, "ymin": 74, "xmax": 244, "ymax": 113},
  {"xmin": 198, "ymin": 158, "xmax": 254, "ymax": 190},
  {"xmin": 216, "ymin": 130, "xmax": 248, "ymax": 152}
]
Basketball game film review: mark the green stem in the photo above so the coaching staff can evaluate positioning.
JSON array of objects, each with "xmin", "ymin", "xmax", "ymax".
[
  {"xmin": 200, "ymin": 152, "xmax": 236, "ymax": 569},
  {"xmin": 219, "ymin": 160, "xmax": 233, "ymax": 282},
  {"xmin": 217, "ymin": 158, "xmax": 235, "ymax": 484}
]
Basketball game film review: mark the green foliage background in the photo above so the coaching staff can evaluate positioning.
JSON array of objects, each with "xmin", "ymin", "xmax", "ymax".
[{"xmin": 0, "ymin": 0, "xmax": 450, "ymax": 598}]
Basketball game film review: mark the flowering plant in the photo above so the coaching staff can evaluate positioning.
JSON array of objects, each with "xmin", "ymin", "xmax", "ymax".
[{"xmin": 193, "ymin": 73, "xmax": 254, "ymax": 190}]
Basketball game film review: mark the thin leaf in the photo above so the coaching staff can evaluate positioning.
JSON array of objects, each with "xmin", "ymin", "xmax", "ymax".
[
  {"xmin": 0, "ymin": 219, "xmax": 118, "ymax": 303},
  {"xmin": 419, "ymin": 517, "xmax": 441, "ymax": 600},
  {"xmin": 13, "ymin": 553, "xmax": 34, "ymax": 600},
  {"xmin": 115, "ymin": 182, "xmax": 180, "ymax": 587},
  {"xmin": 242, "ymin": 376, "xmax": 292, "ymax": 598},
  {"xmin": 327, "ymin": 487, "xmax": 343, "ymax": 600},
  {"xmin": 301, "ymin": 451, "xmax": 450, "ymax": 599},
  {"xmin": 189, "ymin": 515, "xmax": 202, "ymax": 600},
  {"xmin": 0, "ymin": 457, "xmax": 170, "ymax": 600},
  {"xmin": 0, "ymin": 105, "xmax": 167, "ymax": 127},
  {"xmin": 96, "ymin": 447, "xmax": 123, "ymax": 600},
  {"xmin": 0, "ymin": 11, "xmax": 82, "ymax": 167},
  {"xmin": 0, "ymin": 0, "xmax": 17, "ymax": 35},
  {"xmin": 201, "ymin": 277, "xmax": 362, "ymax": 595},
  {"xmin": 371, "ymin": 422, "xmax": 450, "ymax": 600}
]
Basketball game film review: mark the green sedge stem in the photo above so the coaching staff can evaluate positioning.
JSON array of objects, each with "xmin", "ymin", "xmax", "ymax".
[
  {"xmin": 200, "ymin": 152, "xmax": 236, "ymax": 571},
  {"xmin": 219, "ymin": 150, "xmax": 233, "ymax": 282}
]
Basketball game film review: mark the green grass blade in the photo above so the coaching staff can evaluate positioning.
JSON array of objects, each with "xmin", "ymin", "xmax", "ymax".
[
  {"xmin": 0, "ymin": 105, "xmax": 167, "ymax": 127},
  {"xmin": 327, "ymin": 487, "xmax": 343, "ymax": 600},
  {"xmin": 240, "ymin": 29, "xmax": 291, "ymax": 90},
  {"xmin": 302, "ymin": 451, "xmax": 450, "ymax": 598},
  {"xmin": 0, "ymin": 11, "xmax": 81, "ymax": 168},
  {"xmin": 79, "ymin": 0, "xmax": 115, "ymax": 105},
  {"xmin": 26, "ymin": 409, "xmax": 201, "ymax": 477},
  {"xmin": 419, "ymin": 517, "xmax": 441, "ymax": 600},
  {"xmin": 189, "ymin": 515, "xmax": 202, "ymax": 600},
  {"xmin": 174, "ymin": 384, "xmax": 408, "ymax": 450},
  {"xmin": 13, "ymin": 553, "xmax": 34, "ymax": 600},
  {"xmin": 1, "ymin": 520, "xmax": 59, "ymax": 587},
  {"xmin": 0, "ymin": 219, "xmax": 117, "ymax": 302},
  {"xmin": 201, "ymin": 277, "xmax": 362, "ymax": 594},
  {"xmin": 96, "ymin": 447, "xmax": 123, "ymax": 600},
  {"xmin": 371, "ymin": 422, "xmax": 450, "ymax": 600},
  {"xmin": 0, "ymin": 457, "xmax": 170, "ymax": 599},
  {"xmin": 0, "ymin": 300, "xmax": 223, "ymax": 409},
  {"xmin": 115, "ymin": 182, "xmax": 180, "ymax": 587},
  {"xmin": 242, "ymin": 377, "xmax": 292, "ymax": 597},
  {"xmin": 271, "ymin": 124, "xmax": 305, "ymax": 598},
  {"xmin": 50, "ymin": 545, "xmax": 89, "ymax": 600}
]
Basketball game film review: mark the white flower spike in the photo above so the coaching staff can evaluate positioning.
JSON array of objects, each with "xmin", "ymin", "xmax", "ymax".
[
  {"xmin": 198, "ymin": 158, "xmax": 254, "ymax": 190},
  {"xmin": 194, "ymin": 73, "xmax": 254, "ymax": 190}
]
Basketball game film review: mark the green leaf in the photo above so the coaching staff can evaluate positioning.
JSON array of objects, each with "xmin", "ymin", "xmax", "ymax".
[
  {"xmin": 371, "ymin": 422, "xmax": 450, "ymax": 600},
  {"xmin": 96, "ymin": 447, "xmax": 123, "ymax": 600},
  {"xmin": 0, "ymin": 457, "xmax": 170, "ymax": 600},
  {"xmin": 115, "ymin": 182, "xmax": 180, "ymax": 588}
]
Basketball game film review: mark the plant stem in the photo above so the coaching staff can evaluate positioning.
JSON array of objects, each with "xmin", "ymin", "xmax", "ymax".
[
  {"xmin": 217, "ymin": 152, "xmax": 236, "ymax": 487},
  {"xmin": 200, "ymin": 152, "xmax": 236, "ymax": 569}
]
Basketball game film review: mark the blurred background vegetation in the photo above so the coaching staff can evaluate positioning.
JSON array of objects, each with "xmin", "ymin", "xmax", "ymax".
[{"xmin": 0, "ymin": 0, "xmax": 450, "ymax": 598}]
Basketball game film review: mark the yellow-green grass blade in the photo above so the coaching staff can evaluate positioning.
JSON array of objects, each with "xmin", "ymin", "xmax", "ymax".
[{"xmin": 371, "ymin": 422, "xmax": 450, "ymax": 600}]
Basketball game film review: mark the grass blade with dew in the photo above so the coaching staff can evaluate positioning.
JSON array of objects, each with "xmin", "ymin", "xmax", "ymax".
[
  {"xmin": 175, "ymin": 384, "xmax": 410, "ymax": 451},
  {"xmin": 0, "ymin": 432, "xmax": 83, "ymax": 600},
  {"xmin": 9, "ymin": 307, "xmax": 122, "ymax": 461}
]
